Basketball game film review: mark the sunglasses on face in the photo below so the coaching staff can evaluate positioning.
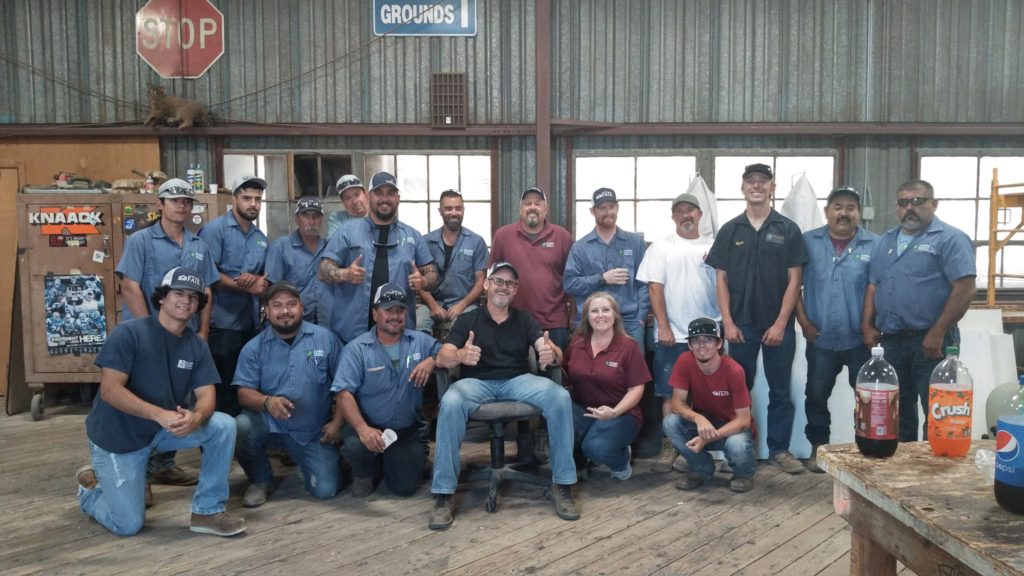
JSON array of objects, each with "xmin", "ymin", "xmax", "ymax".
[{"xmin": 896, "ymin": 196, "xmax": 931, "ymax": 208}]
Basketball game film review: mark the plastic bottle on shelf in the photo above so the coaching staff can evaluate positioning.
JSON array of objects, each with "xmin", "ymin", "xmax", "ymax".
[
  {"xmin": 186, "ymin": 163, "xmax": 196, "ymax": 190},
  {"xmin": 193, "ymin": 163, "xmax": 205, "ymax": 194},
  {"xmin": 927, "ymin": 346, "xmax": 973, "ymax": 457},
  {"xmin": 995, "ymin": 375, "xmax": 1024, "ymax": 514},
  {"xmin": 854, "ymin": 345, "xmax": 899, "ymax": 458}
]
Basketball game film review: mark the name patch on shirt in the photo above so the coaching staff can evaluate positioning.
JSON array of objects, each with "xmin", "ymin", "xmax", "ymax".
[
  {"xmin": 765, "ymin": 232, "xmax": 785, "ymax": 245},
  {"xmin": 177, "ymin": 359, "xmax": 194, "ymax": 370},
  {"xmin": 604, "ymin": 360, "xmax": 619, "ymax": 368},
  {"xmin": 462, "ymin": 249, "xmax": 474, "ymax": 256}
]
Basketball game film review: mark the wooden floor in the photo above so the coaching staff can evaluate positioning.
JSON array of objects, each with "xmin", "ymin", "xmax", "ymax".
[{"xmin": 0, "ymin": 404, "xmax": 915, "ymax": 576}]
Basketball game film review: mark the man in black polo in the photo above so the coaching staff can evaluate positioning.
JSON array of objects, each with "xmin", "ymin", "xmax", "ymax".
[{"xmin": 705, "ymin": 163, "xmax": 808, "ymax": 475}]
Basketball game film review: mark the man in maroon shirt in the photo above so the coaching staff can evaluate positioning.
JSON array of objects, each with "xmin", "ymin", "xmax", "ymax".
[
  {"xmin": 490, "ymin": 187, "xmax": 574, "ymax": 350},
  {"xmin": 662, "ymin": 317, "xmax": 756, "ymax": 493}
]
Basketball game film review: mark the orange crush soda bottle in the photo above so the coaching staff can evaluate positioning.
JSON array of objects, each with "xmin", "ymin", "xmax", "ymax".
[{"xmin": 928, "ymin": 345, "xmax": 973, "ymax": 457}]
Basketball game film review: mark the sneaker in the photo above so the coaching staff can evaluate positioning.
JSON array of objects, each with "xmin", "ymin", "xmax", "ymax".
[
  {"xmin": 145, "ymin": 482, "xmax": 154, "ymax": 509},
  {"xmin": 550, "ymin": 483, "xmax": 580, "ymax": 521},
  {"xmin": 427, "ymin": 494, "xmax": 454, "ymax": 530},
  {"xmin": 652, "ymin": 438, "xmax": 679, "ymax": 473},
  {"xmin": 771, "ymin": 451, "xmax": 806, "ymax": 475},
  {"xmin": 351, "ymin": 476, "xmax": 375, "ymax": 498},
  {"xmin": 610, "ymin": 447, "xmax": 632, "ymax": 481},
  {"xmin": 806, "ymin": 444, "xmax": 825, "ymax": 473},
  {"xmin": 675, "ymin": 473, "xmax": 705, "ymax": 491},
  {"xmin": 76, "ymin": 465, "xmax": 97, "ymax": 490},
  {"xmin": 671, "ymin": 454, "xmax": 688, "ymax": 472},
  {"xmin": 151, "ymin": 465, "xmax": 199, "ymax": 486},
  {"xmin": 243, "ymin": 483, "xmax": 272, "ymax": 508},
  {"xmin": 729, "ymin": 476, "xmax": 754, "ymax": 493},
  {"xmin": 189, "ymin": 511, "xmax": 247, "ymax": 537}
]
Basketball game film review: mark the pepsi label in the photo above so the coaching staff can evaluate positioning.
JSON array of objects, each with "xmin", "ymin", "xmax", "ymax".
[{"xmin": 995, "ymin": 416, "xmax": 1024, "ymax": 488}]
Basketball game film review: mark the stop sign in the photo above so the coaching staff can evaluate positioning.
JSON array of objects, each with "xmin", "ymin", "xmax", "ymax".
[{"xmin": 136, "ymin": 0, "xmax": 224, "ymax": 79}]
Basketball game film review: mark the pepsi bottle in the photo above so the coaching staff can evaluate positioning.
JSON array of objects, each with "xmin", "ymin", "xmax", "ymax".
[
  {"xmin": 854, "ymin": 346, "xmax": 899, "ymax": 458},
  {"xmin": 995, "ymin": 375, "xmax": 1024, "ymax": 514}
]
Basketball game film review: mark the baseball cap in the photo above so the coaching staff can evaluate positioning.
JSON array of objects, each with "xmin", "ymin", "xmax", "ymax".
[
  {"xmin": 369, "ymin": 171, "xmax": 399, "ymax": 192},
  {"xmin": 294, "ymin": 197, "xmax": 324, "ymax": 215},
  {"xmin": 231, "ymin": 174, "xmax": 269, "ymax": 195},
  {"xmin": 336, "ymin": 174, "xmax": 364, "ymax": 196},
  {"xmin": 592, "ymin": 187, "xmax": 617, "ymax": 206},
  {"xmin": 686, "ymin": 317, "xmax": 722, "ymax": 340},
  {"xmin": 373, "ymin": 283, "xmax": 408, "ymax": 309},
  {"xmin": 826, "ymin": 186, "xmax": 861, "ymax": 205},
  {"xmin": 671, "ymin": 193, "xmax": 701, "ymax": 211},
  {"xmin": 160, "ymin": 267, "xmax": 205, "ymax": 293},
  {"xmin": 488, "ymin": 261, "xmax": 519, "ymax": 279},
  {"xmin": 521, "ymin": 187, "xmax": 546, "ymax": 201},
  {"xmin": 157, "ymin": 178, "xmax": 194, "ymax": 199},
  {"xmin": 742, "ymin": 163, "xmax": 774, "ymax": 180},
  {"xmin": 264, "ymin": 280, "xmax": 301, "ymax": 302}
]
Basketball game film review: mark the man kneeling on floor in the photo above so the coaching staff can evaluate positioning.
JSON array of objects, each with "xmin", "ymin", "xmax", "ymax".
[
  {"xmin": 233, "ymin": 281, "xmax": 344, "ymax": 507},
  {"xmin": 428, "ymin": 261, "xmax": 579, "ymax": 530},
  {"xmin": 76, "ymin": 267, "xmax": 246, "ymax": 537},
  {"xmin": 663, "ymin": 317, "xmax": 756, "ymax": 493}
]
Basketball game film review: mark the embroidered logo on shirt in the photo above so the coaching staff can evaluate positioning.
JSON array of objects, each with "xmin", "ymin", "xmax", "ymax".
[
  {"xmin": 605, "ymin": 360, "xmax": 619, "ymax": 368},
  {"xmin": 256, "ymin": 239, "xmax": 267, "ymax": 248},
  {"xmin": 190, "ymin": 251, "xmax": 205, "ymax": 261},
  {"xmin": 462, "ymin": 249, "xmax": 474, "ymax": 256},
  {"xmin": 177, "ymin": 359, "xmax": 194, "ymax": 370},
  {"xmin": 765, "ymin": 232, "xmax": 785, "ymax": 245},
  {"xmin": 622, "ymin": 249, "xmax": 633, "ymax": 256},
  {"xmin": 541, "ymin": 241, "xmax": 555, "ymax": 248},
  {"xmin": 734, "ymin": 240, "xmax": 744, "ymax": 247},
  {"xmin": 913, "ymin": 244, "xmax": 937, "ymax": 254},
  {"xmin": 711, "ymin": 390, "xmax": 729, "ymax": 397}
]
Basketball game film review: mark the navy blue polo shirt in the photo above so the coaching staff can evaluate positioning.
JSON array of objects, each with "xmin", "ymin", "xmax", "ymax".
[{"xmin": 446, "ymin": 306, "xmax": 544, "ymax": 381}]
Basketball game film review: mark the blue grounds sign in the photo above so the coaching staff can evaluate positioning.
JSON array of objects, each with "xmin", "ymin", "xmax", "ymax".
[{"xmin": 373, "ymin": 0, "xmax": 477, "ymax": 37}]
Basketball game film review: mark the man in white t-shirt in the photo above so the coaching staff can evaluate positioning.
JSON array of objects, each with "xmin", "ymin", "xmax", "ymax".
[{"xmin": 636, "ymin": 193, "xmax": 720, "ymax": 473}]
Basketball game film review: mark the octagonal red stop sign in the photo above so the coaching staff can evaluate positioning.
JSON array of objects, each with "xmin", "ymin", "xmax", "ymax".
[{"xmin": 136, "ymin": 0, "xmax": 224, "ymax": 79}]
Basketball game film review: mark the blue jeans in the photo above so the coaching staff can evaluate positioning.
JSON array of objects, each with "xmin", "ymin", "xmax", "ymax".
[
  {"xmin": 341, "ymin": 423, "xmax": 425, "ymax": 496},
  {"xmin": 624, "ymin": 322, "xmax": 646, "ymax": 357},
  {"xmin": 571, "ymin": 403, "xmax": 639, "ymax": 472},
  {"xmin": 431, "ymin": 373, "xmax": 576, "ymax": 494},
  {"xmin": 78, "ymin": 412, "xmax": 236, "ymax": 536},
  {"xmin": 729, "ymin": 322, "xmax": 796, "ymax": 455},
  {"xmin": 662, "ymin": 413, "xmax": 755, "ymax": 480},
  {"xmin": 803, "ymin": 342, "xmax": 870, "ymax": 446},
  {"xmin": 880, "ymin": 330, "xmax": 954, "ymax": 442},
  {"xmin": 652, "ymin": 342, "xmax": 689, "ymax": 398},
  {"xmin": 234, "ymin": 410, "xmax": 340, "ymax": 500}
]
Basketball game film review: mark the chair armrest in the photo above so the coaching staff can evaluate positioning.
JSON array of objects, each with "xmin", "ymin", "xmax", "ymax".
[{"xmin": 434, "ymin": 364, "xmax": 461, "ymax": 398}]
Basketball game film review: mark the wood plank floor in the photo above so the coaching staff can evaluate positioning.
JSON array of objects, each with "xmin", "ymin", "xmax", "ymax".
[{"xmin": 0, "ymin": 404, "xmax": 918, "ymax": 575}]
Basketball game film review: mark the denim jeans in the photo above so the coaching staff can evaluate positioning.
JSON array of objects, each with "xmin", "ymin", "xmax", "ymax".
[
  {"xmin": 431, "ymin": 373, "xmax": 576, "ymax": 494},
  {"xmin": 209, "ymin": 327, "xmax": 256, "ymax": 417},
  {"xmin": 662, "ymin": 413, "xmax": 755, "ymax": 480},
  {"xmin": 341, "ymin": 423, "xmax": 425, "ymax": 496},
  {"xmin": 624, "ymin": 322, "xmax": 646, "ymax": 357},
  {"xmin": 234, "ymin": 410, "xmax": 340, "ymax": 500},
  {"xmin": 652, "ymin": 342, "xmax": 689, "ymax": 398},
  {"xmin": 803, "ymin": 342, "xmax": 871, "ymax": 446},
  {"xmin": 728, "ymin": 322, "xmax": 796, "ymax": 455},
  {"xmin": 78, "ymin": 412, "xmax": 236, "ymax": 536},
  {"xmin": 880, "ymin": 330, "xmax": 954, "ymax": 442},
  {"xmin": 571, "ymin": 403, "xmax": 639, "ymax": 473}
]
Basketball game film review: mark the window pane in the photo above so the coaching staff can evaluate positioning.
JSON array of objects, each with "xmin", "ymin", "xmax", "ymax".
[
  {"xmin": 463, "ymin": 202, "xmax": 492, "ymax": 245},
  {"xmin": 574, "ymin": 201, "xmax": 591, "ymax": 239},
  {"xmin": 980, "ymin": 157, "xmax": 1024, "ymax": 199},
  {"xmin": 635, "ymin": 200, "xmax": 675, "ymax": 242},
  {"xmin": 400, "ymin": 202, "xmax": 429, "ymax": 236},
  {"xmin": 717, "ymin": 199, "xmax": 748, "ymax": 224},
  {"xmin": 775, "ymin": 156, "xmax": 834, "ymax": 200},
  {"xmin": 935, "ymin": 199, "xmax": 977, "ymax": 239},
  {"xmin": 714, "ymin": 156, "xmax": 771, "ymax": 199},
  {"xmin": 459, "ymin": 155, "xmax": 491, "ymax": 201},
  {"xmin": 364, "ymin": 154, "xmax": 396, "ymax": 180},
  {"xmin": 428, "ymin": 156, "xmax": 460, "ymax": 199},
  {"xmin": 637, "ymin": 157, "xmax": 697, "ymax": 200},
  {"xmin": 575, "ymin": 157, "xmax": 635, "ymax": 201},
  {"xmin": 920, "ymin": 157, "xmax": 978, "ymax": 199},
  {"xmin": 396, "ymin": 155, "xmax": 428, "ymax": 201}
]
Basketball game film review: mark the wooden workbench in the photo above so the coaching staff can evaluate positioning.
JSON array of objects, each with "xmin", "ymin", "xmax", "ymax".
[{"xmin": 820, "ymin": 441, "xmax": 1024, "ymax": 576}]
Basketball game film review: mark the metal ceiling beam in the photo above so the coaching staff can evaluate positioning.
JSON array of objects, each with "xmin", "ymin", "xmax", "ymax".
[{"xmin": 0, "ymin": 123, "xmax": 537, "ymax": 138}]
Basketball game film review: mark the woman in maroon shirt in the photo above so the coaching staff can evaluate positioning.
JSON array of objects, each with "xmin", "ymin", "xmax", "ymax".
[{"xmin": 564, "ymin": 292, "xmax": 651, "ymax": 480}]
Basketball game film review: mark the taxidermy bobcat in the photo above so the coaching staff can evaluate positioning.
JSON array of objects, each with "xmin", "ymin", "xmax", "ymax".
[{"xmin": 144, "ymin": 84, "xmax": 212, "ymax": 129}]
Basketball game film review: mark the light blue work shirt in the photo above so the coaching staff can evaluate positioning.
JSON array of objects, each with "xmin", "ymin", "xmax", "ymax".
[
  {"xmin": 115, "ymin": 219, "xmax": 219, "ymax": 331},
  {"xmin": 331, "ymin": 328, "xmax": 440, "ymax": 430},
  {"xmin": 869, "ymin": 216, "xmax": 976, "ymax": 333},
  {"xmin": 233, "ymin": 321, "xmax": 343, "ymax": 446},
  {"xmin": 322, "ymin": 217, "xmax": 433, "ymax": 343},
  {"xmin": 563, "ymin": 227, "xmax": 650, "ymax": 329},
  {"xmin": 265, "ymin": 231, "xmax": 331, "ymax": 326},
  {"xmin": 327, "ymin": 210, "xmax": 356, "ymax": 237},
  {"xmin": 199, "ymin": 210, "xmax": 268, "ymax": 332},
  {"xmin": 423, "ymin": 226, "xmax": 488, "ymax": 308},
  {"xmin": 801, "ymin": 225, "xmax": 879, "ymax": 351}
]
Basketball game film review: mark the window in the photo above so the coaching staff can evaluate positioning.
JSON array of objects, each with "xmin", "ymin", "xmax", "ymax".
[
  {"xmin": 365, "ymin": 153, "xmax": 492, "ymax": 244},
  {"xmin": 573, "ymin": 156, "xmax": 698, "ymax": 241},
  {"xmin": 712, "ymin": 155, "xmax": 836, "ymax": 226},
  {"xmin": 919, "ymin": 155, "xmax": 1024, "ymax": 288}
]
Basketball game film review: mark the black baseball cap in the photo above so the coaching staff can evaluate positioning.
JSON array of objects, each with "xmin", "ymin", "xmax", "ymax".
[
  {"xmin": 592, "ymin": 187, "xmax": 617, "ymax": 206},
  {"xmin": 264, "ymin": 281, "xmax": 301, "ymax": 303},
  {"xmin": 488, "ymin": 261, "xmax": 519, "ymax": 279},
  {"xmin": 369, "ymin": 171, "xmax": 399, "ymax": 192},
  {"xmin": 521, "ymin": 187, "xmax": 546, "ymax": 201},
  {"xmin": 373, "ymin": 283, "xmax": 408, "ymax": 309},
  {"xmin": 294, "ymin": 197, "xmax": 324, "ymax": 215},
  {"xmin": 161, "ymin": 267, "xmax": 205, "ymax": 293},
  {"xmin": 826, "ymin": 186, "xmax": 861, "ymax": 205},
  {"xmin": 742, "ymin": 163, "xmax": 774, "ymax": 180}
]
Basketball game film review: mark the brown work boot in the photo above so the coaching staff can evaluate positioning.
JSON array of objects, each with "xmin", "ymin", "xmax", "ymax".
[
  {"xmin": 243, "ymin": 483, "xmax": 272, "ymax": 508},
  {"xmin": 427, "ymin": 494, "xmax": 455, "ymax": 530},
  {"xmin": 675, "ymin": 472, "xmax": 705, "ymax": 491},
  {"xmin": 550, "ymin": 483, "xmax": 580, "ymax": 521},
  {"xmin": 190, "ymin": 511, "xmax": 247, "ymax": 537},
  {"xmin": 151, "ymin": 465, "xmax": 199, "ymax": 486},
  {"xmin": 806, "ymin": 444, "xmax": 825, "ymax": 473},
  {"xmin": 729, "ymin": 476, "xmax": 754, "ymax": 493},
  {"xmin": 76, "ymin": 465, "xmax": 97, "ymax": 490},
  {"xmin": 771, "ymin": 451, "xmax": 806, "ymax": 475},
  {"xmin": 652, "ymin": 437, "xmax": 680, "ymax": 473}
]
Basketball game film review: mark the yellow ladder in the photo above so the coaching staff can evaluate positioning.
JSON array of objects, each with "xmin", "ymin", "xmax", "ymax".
[{"xmin": 987, "ymin": 167, "xmax": 1024, "ymax": 305}]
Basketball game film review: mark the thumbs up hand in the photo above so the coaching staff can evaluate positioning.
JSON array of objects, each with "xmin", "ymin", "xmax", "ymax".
[
  {"xmin": 536, "ymin": 330, "xmax": 555, "ymax": 370},
  {"xmin": 408, "ymin": 261, "xmax": 423, "ymax": 291},
  {"xmin": 347, "ymin": 254, "xmax": 365, "ymax": 284},
  {"xmin": 460, "ymin": 330, "xmax": 481, "ymax": 366}
]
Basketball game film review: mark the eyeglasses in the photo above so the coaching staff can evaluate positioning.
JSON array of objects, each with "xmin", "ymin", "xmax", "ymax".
[
  {"xmin": 896, "ymin": 196, "xmax": 931, "ymax": 208},
  {"xmin": 489, "ymin": 277, "xmax": 518, "ymax": 288}
]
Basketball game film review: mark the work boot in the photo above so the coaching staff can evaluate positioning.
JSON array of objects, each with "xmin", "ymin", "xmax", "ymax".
[
  {"xmin": 675, "ymin": 473, "xmax": 705, "ymax": 491},
  {"xmin": 653, "ymin": 437, "xmax": 679, "ymax": 473},
  {"xmin": 351, "ymin": 476, "xmax": 375, "ymax": 498},
  {"xmin": 76, "ymin": 465, "xmax": 97, "ymax": 490},
  {"xmin": 550, "ymin": 483, "xmax": 580, "ymax": 521},
  {"xmin": 729, "ymin": 476, "xmax": 754, "ymax": 493},
  {"xmin": 770, "ymin": 451, "xmax": 806, "ymax": 475},
  {"xmin": 145, "ymin": 482, "xmax": 154, "ymax": 509},
  {"xmin": 672, "ymin": 454, "xmax": 689, "ymax": 472},
  {"xmin": 189, "ymin": 511, "xmax": 247, "ymax": 537},
  {"xmin": 806, "ymin": 444, "xmax": 825, "ymax": 473},
  {"xmin": 427, "ymin": 494, "xmax": 455, "ymax": 530},
  {"xmin": 151, "ymin": 465, "xmax": 199, "ymax": 486},
  {"xmin": 243, "ymin": 483, "xmax": 272, "ymax": 508}
]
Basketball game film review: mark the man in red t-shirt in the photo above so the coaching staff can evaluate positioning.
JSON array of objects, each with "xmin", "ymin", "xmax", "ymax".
[{"xmin": 662, "ymin": 317, "xmax": 756, "ymax": 492}]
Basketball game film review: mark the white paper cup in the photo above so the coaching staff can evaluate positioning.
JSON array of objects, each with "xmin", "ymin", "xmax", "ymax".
[
  {"xmin": 382, "ymin": 428, "xmax": 398, "ymax": 450},
  {"xmin": 209, "ymin": 183, "xmax": 218, "ymax": 194}
]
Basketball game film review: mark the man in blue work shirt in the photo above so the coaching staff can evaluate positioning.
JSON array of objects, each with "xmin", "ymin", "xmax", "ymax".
[
  {"xmin": 319, "ymin": 171, "xmax": 438, "ymax": 344},
  {"xmin": 199, "ymin": 174, "xmax": 270, "ymax": 416},
  {"xmin": 862, "ymin": 179, "xmax": 976, "ymax": 441},
  {"xmin": 233, "ymin": 281, "xmax": 344, "ymax": 507},
  {"xmin": 415, "ymin": 189, "xmax": 489, "ymax": 335},
  {"xmin": 795, "ymin": 186, "xmax": 878, "ymax": 471},
  {"xmin": 265, "ymin": 198, "xmax": 331, "ymax": 326},
  {"xmin": 333, "ymin": 284, "xmax": 440, "ymax": 498},
  {"xmin": 115, "ymin": 177, "xmax": 220, "ymax": 490},
  {"xmin": 564, "ymin": 187, "xmax": 649, "ymax": 351},
  {"xmin": 326, "ymin": 174, "xmax": 368, "ymax": 237}
]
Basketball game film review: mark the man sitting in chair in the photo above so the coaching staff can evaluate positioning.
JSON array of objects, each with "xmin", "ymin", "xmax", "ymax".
[{"xmin": 428, "ymin": 261, "xmax": 579, "ymax": 530}]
